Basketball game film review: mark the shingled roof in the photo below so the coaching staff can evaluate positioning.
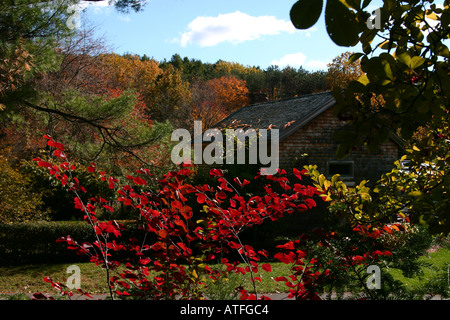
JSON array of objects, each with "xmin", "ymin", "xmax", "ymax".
[{"xmin": 216, "ymin": 91, "xmax": 336, "ymax": 142}]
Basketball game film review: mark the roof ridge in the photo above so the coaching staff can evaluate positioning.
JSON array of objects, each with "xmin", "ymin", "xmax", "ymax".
[
  {"xmin": 248, "ymin": 90, "xmax": 333, "ymax": 108},
  {"xmin": 214, "ymin": 90, "xmax": 336, "ymax": 132}
]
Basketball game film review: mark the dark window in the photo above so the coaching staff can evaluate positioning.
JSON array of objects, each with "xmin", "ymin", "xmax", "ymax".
[{"xmin": 328, "ymin": 161, "xmax": 354, "ymax": 178}]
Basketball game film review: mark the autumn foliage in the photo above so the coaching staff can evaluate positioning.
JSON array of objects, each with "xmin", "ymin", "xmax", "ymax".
[{"xmin": 29, "ymin": 135, "xmax": 414, "ymax": 300}]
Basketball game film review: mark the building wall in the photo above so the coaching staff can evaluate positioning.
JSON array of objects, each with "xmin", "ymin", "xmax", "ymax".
[{"xmin": 279, "ymin": 106, "xmax": 400, "ymax": 184}]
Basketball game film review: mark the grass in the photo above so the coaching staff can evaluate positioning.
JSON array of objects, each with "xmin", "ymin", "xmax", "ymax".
[
  {"xmin": 387, "ymin": 247, "xmax": 450, "ymax": 291},
  {"xmin": 0, "ymin": 247, "xmax": 448, "ymax": 299},
  {"xmin": 0, "ymin": 262, "xmax": 111, "ymax": 295}
]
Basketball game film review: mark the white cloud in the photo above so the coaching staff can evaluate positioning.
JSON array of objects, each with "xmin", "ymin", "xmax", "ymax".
[
  {"xmin": 78, "ymin": 0, "xmax": 113, "ymax": 15},
  {"xmin": 271, "ymin": 52, "xmax": 329, "ymax": 71},
  {"xmin": 78, "ymin": 0, "xmax": 111, "ymax": 10},
  {"xmin": 271, "ymin": 52, "xmax": 307, "ymax": 68},
  {"xmin": 178, "ymin": 11, "xmax": 310, "ymax": 47}
]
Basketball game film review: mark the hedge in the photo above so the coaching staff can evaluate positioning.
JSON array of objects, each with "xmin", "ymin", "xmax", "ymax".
[
  {"xmin": 0, "ymin": 200, "xmax": 327, "ymax": 266},
  {"xmin": 0, "ymin": 220, "xmax": 146, "ymax": 265}
]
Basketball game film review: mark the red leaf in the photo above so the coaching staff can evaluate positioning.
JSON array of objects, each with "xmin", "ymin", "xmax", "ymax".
[
  {"xmin": 304, "ymin": 198, "xmax": 316, "ymax": 209},
  {"xmin": 228, "ymin": 241, "xmax": 241, "ymax": 249},
  {"xmin": 133, "ymin": 176, "xmax": 147, "ymax": 185},
  {"xmin": 210, "ymin": 169, "xmax": 224, "ymax": 177},
  {"xmin": 87, "ymin": 163, "xmax": 96, "ymax": 173},
  {"xmin": 155, "ymin": 229, "xmax": 168, "ymax": 239},
  {"xmin": 171, "ymin": 200, "xmax": 183, "ymax": 211},
  {"xmin": 47, "ymin": 139, "xmax": 64, "ymax": 151},
  {"xmin": 103, "ymin": 205, "xmax": 114, "ymax": 212},
  {"xmin": 216, "ymin": 191, "xmax": 227, "ymax": 200},
  {"xmin": 276, "ymin": 241, "xmax": 295, "ymax": 250},
  {"xmin": 74, "ymin": 197, "xmax": 84, "ymax": 210},
  {"xmin": 37, "ymin": 160, "xmax": 52, "ymax": 168},
  {"xmin": 258, "ymin": 249, "xmax": 269, "ymax": 257},
  {"xmin": 53, "ymin": 149, "xmax": 66, "ymax": 159},
  {"xmin": 138, "ymin": 258, "xmax": 152, "ymax": 265},
  {"xmin": 274, "ymin": 251, "xmax": 296, "ymax": 264},
  {"xmin": 274, "ymin": 276, "xmax": 288, "ymax": 282},
  {"xmin": 293, "ymin": 168, "xmax": 302, "ymax": 180},
  {"xmin": 262, "ymin": 263, "xmax": 272, "ymax": 272}
]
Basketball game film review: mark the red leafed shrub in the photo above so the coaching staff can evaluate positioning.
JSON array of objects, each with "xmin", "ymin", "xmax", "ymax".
[
  {"xmin": 33, "ymin": 135, "xmax": 411, "ymax": 301},
  {"xmin": 32, "ymin": 135, "xmax": 325, "ymax": 300}
]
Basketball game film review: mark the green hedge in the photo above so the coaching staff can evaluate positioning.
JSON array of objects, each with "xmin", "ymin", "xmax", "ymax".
[{"xmin": 0, "ymin": 221, "xmax": 146, "ymax": 265}]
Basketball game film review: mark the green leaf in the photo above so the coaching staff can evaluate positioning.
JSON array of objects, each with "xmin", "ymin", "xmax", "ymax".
[
  {"xmin": 348, "ymin": 52, "xmax": 364, "ymax": 64},
  {"xmin": 290, "ymin": 0, "xmax": 323, "ymax": 30},
  {"xmin": 325, "ymin": 0, "xmax": 360, "ymax": 47},
  {"xmin": 348, "ymin": 80, "xmax": 367, "ymax": 92},
  {"xmin": 409, "ymin": 56, "xmax": 426, "ymax": 69},
  {"xmin": 382, "ymin": 59, "xmax": 394, "ymax": 80},
  {"xmin": 396, "ymin": 51, "xmax": 412, "ymax": 66},
  {"xmin": 357, "ymin": 73, "xmax": 370, "ymax": 85},
  {"xmin": 435, "ymin": 43, "xmax": 450, "ymax": 58},
  {"xmin": 442, "ymin": 9, "xmax": 450, "ymax": 27}
]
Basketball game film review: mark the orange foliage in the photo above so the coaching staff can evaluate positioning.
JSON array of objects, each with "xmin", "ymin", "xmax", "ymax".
[
  {"xmin": 208, "ymin": 76, "xmax": 249, "ymax": 113},
  {"xmin": 99, "ymin": 53, "xmax": 162, "ymax": 93},
  {"xmin": 189, "ymin": 75, "xmax": 249, "ymax": 130}
]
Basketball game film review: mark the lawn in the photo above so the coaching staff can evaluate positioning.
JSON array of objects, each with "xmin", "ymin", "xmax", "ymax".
[
  {"xmin": 387, "ymin": 247, "xmax": 450, "ymax": 292},
  {"xmin": 0, "ymin": 248, "xmax": 448, "ymax": 299}
]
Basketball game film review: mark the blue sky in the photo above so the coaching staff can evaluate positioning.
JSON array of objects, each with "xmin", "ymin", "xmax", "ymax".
[{"xmin": 78, "ymin": 0, "xmax": 362, "ymax": 71}]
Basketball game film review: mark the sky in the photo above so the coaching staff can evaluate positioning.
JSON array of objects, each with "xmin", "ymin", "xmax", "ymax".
[{"xmin": 77, "ymin": 0, "xmax": 366, "ymax": 72}]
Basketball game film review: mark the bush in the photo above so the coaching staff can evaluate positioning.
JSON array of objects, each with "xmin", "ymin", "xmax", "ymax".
[
  {"xmin": 0, "ymin": 153, "xmax": 49, "ymax": 223},
  {"xmin": 19, "ymin": 159, "xmax": 118, "ymax": 221},
  {"xmin": 0, "ymin": 220, "xmax": 146, "ymax": 265},
  {"xmin": 0, "ymin": 221, "xmax": 91, "ymax": 265}
]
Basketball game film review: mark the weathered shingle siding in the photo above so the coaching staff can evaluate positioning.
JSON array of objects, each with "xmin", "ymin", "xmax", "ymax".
[{"xmin": 279, "ymin": 107, "xmax": 399, "ymax": 183}]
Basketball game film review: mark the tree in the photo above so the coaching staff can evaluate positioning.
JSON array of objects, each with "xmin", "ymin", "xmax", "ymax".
[
  {"xmin": 280, "ymin": 66, "xmax": 300, "ymax": 98},
  {"xmin": 0, "ymin": 0, "xmax": 75, "ymax": 104},
  {"xmin": 188, "ymin": 75, "xmax": 250, "ymax": 131},
  {"xmin": 99, "ymin": 52, "xmax": 162, "ymax": 101},
  {"xmin": 326, "ymin": 51, "xmax": 362, "ymax": 90},
  {"xmin": 206, "ymin": 75, "xmax": 249, "ymax": 114},
  {"xmin": 148, "ymin": 64, "xmax": 192, "ymax": 128},
  {"xmin": 264, "ymin": 65, "xmax": 282, "ymax": 100},
  {"xmin": 290, "ymin": 0, "xmax": 449, "ymax": 234},
  {"xmin": 189, "ymin": 80, "xmax": 228, "ymax": 130},
  {"xmin": 1, "ymin": 19, "xmax": 173, "ymax": 176}
]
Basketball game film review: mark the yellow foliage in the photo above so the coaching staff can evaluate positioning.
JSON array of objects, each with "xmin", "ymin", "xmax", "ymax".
[{"xmin": 0, "ymin": 153, "xmax": 49, "ymax": 223}]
